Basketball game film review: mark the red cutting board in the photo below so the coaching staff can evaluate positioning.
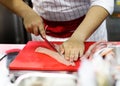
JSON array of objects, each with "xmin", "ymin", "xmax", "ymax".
[{"xmin": 9, "ymin": 41, "xmax": 94, "ymax": 71}]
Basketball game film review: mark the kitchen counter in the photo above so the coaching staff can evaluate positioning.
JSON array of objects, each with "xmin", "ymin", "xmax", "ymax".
[
  {"xmin": 0, "ymin": 44, "xmax": 25, "ymax": 53},
  {"xmin": 0, "ymin": 44, "xmax": 25, "ymax": 86},
  {"xmin": 0, "ymin": 43, "xmax": 78, "ymax": 86}
]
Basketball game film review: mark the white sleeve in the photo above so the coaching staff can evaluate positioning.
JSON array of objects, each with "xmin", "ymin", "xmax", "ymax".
[{"xmin": 90, "ymin": 0, "xmax": 114, "ymax": 15}]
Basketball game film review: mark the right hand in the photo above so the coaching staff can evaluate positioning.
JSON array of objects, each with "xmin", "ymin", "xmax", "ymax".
[{"xmin": 23, "ymin": 12, "xmax": 46, "ymax": 38}]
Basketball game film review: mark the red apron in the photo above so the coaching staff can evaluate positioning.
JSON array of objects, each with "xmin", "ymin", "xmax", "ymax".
[{"xmin": 42, "ymin": 15, "xmax": 85, "ymax": 38}]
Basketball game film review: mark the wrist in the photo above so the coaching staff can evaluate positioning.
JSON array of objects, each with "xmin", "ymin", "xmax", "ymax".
[{"xmin": 71, "ymin": 33, "xmax": 87, "ymax": 42}]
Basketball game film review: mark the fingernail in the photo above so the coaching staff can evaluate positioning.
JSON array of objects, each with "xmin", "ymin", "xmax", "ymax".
[
  {"xmin": 70, "ymin": 62, "xmax": 75, "ymax": 66},
  {"xmin": 42, "ymin": 35, "xmax": 46, "ymax": 39},
  {"xmin": 66, "ymin": 57, "xmax": 70, "ymax": 61}
]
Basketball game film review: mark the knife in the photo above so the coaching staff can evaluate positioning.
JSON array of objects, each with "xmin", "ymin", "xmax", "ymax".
[
  {"xmin": 42, "ymin": 37, "xmax": 59, "ymax": 52},
  {"xmin": 39, "ymin": 25, "xmax": 59, "ymax": 53}
]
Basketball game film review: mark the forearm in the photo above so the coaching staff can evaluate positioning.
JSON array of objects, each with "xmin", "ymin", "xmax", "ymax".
[
  {"xmin": 71, "ymin": 6, "xmax": 109, "ymax": 42},
  {"xmin": 0, "ymin": 0, "xmax": 36, "ymax": 18}
]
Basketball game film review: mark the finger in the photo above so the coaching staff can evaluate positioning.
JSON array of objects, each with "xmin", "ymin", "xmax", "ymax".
[
  {"xmin": 27, "ymin": 27, "xmax": 32, "ymax": 33},
  {"xmin": 33, "ymin": 25, "xmax": 39, "ymax": 36},
  {"xmin": 25, "ymin": 24, "xmax": 33, "ymax": 33},
  {"xmin": 69, "ymin": 51, "xmax": 75, "ymax": 62},
  {"xmin": 79, "ymin": 48, "xmax": 84, "ymax": 57},
  {"xmin": 59, "ymin": 44, "xmax": 65, "ymax": 54},
  {"xmin": 64, "ymin": 49, "xmax": 70, "ymax": 61},
  {"xmin": 79, "ymin": 48, "xmax": 85, "ymax": 61},
  {"xmin": 38, "ymin": 22, "xmax": 46, "ymax": 38},
  {"xmin": 73, "ymin": 51, "xmax": 79, "ymax": 61}
]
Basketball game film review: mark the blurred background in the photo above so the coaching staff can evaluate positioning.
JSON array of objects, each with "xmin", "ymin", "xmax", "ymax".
[
  {"xmin": 0, "ymin": 0, "xmax": 120, "ymax": 44},
  {"xmin": 107, "ymin": 0, "xmax": 120, "ymax": 41},
  {"xmin": 0, "ymin": 0, "xmax": 32, "ymax": 44}
]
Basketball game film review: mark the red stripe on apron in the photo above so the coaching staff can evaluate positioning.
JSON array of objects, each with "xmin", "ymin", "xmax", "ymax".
[{"xmin": 42, "ymin": 15, "xmax": 85, "ymax": 38}]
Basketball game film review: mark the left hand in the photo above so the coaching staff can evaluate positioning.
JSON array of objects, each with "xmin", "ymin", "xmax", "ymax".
[{"xmin": 59, "ymin": 38, "xmax": 85, "ymax": 62}]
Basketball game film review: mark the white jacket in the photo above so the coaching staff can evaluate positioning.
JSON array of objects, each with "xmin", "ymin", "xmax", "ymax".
[{"xmin": 31, "ymin": 0, "xmax": 114, "ymax": 41}]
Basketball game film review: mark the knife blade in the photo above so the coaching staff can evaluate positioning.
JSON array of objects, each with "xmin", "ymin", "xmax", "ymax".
[
  {"xmin": 42, "ymin": 37, "xmax": 59, "ymax": 52},
  {"xmin": 39, "ymin": 25, "xmax": 59, "ymax": 53}
]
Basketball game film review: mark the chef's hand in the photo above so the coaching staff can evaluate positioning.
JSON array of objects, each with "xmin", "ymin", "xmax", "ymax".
[
  {"xmin": 23, "ymin": 12, "xmax": 46, "ymax": 38},
  {"xmin": 59, "ymin": 38, "xmax": 85, "ymax": 62}
]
